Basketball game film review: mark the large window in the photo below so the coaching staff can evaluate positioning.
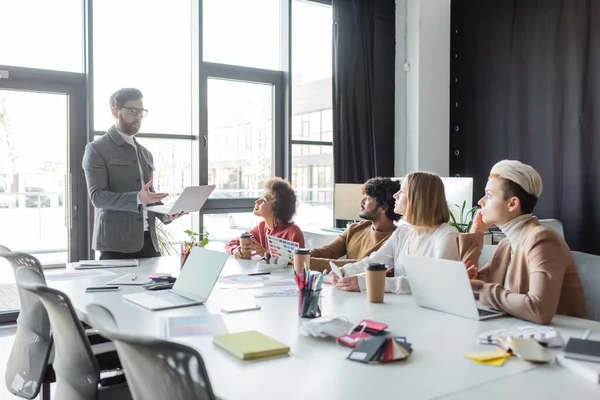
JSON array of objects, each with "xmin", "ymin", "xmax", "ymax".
[
  {"xmin": 91, "ymin": 0, "xmax": 288, "ymax": 251},
  {"xmin": 207, "ymin": 79, "xmax": 274, "ymax": 199},
  {"xmin": 92, "ymin": 0, "xmax": 197, "ymax": 256},
  {"xmin": 0, "ymin": 0, "xmax": 84, "ymax": 73},
  {"xmin": 93, "ymin": 0, "xmax": 193, "ymax": 134},
  {"xmin": 0, "ymin": 2, "xmax": 87, "ymax": 269},
  {"xmin": 291, "ymin": 0, "xmax": 334, "ymax": 229},
  {"xmin": 203, "ymin": 0, "xmax": 282, "ymax": 70}
]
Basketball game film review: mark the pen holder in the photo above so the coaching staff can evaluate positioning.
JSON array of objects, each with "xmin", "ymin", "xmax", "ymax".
[{"xmin": 298, "ymin": 289, "xmax": 321, "ymax": 318}]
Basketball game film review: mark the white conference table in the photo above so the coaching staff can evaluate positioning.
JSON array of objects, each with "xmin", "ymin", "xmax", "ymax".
[{"xmin": 47, "ymin": 256, "xmax": 600, "ymax": 400}]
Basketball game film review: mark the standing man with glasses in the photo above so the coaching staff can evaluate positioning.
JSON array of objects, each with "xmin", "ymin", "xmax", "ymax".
[{"xmin": 82, "ymin": 88, "xmax": 185, "ymax": 260}]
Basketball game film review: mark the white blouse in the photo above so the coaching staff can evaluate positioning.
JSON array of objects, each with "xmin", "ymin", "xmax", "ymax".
[{"xmin": 342, "ymin": 223, "xmax": 460, "ymax": 294}]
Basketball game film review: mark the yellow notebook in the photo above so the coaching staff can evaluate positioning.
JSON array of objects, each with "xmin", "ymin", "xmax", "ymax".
[{"xmin": 213, "ymin": 330, "xmax": 290, "ymax": 360}]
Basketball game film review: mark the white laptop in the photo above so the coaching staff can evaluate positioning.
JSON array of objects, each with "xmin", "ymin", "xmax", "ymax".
[
  {"xmin": 403, "ymin": 255, "xmax": 506, "ymax": 321},
  {"xmin": 122, "ymin": 247, "xmax": 229, "ymax": 311},
  {"xmin": 145, "ymin": 185, "xmax": 216, "ymax": 215}
]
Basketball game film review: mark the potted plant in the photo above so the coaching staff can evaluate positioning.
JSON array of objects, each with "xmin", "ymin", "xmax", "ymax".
[
  {"xmin": 448, "ymin": 201, "xmax": 478, "ymax": 233},
  {"xmin": 155, "ymin": 221, "xmax": 178, "ymax": 256},
  {"xmin": 181, "ymin": 227, "xmax": 212, "ymax": 266}
]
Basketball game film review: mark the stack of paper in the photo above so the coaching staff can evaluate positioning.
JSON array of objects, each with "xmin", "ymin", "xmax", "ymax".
[
  {"xmin": 464, "ymin": 350, "xmax": 511, "ymax": 367},
  {"xmin": 68, "ymin": 259, "xmax": 139, "ymax": 269},
  {"xmin": 556, "ymin": 354, "xmax": 600, "ymax": 383},
  {"xmin": 163, "ymin": 315, "xmax": 228, "ymax": 338}
]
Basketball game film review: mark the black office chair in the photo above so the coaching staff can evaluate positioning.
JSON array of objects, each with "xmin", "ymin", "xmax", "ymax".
[
  {"xmin": 87, "ymin": 303, "xmax": 218, "ymax": 400},
  {"xmin": 16, "ymin": 267, "xmax": 131, "ymax": 399}
]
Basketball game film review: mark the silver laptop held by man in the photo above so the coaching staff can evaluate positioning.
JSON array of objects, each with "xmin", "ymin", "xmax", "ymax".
[
  {"xmin": 145, "ymin": 185, "xmax": 215, "ymax": 215},
  {"xmin": 123, "ymin": 247, "xmax": 229, "ymax": 310},
  {"xmin": 403, "ymin": 255, "xmax": 506, "ymax": 321}
]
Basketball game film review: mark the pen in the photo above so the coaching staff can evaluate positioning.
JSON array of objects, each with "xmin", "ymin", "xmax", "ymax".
[
  {"xmin": 131, "ymin": 275, "xmax": 137, "ymax": 281},
  {"xmin": 248, "ymin": 272, "xmax": 271, "ymax": 276}
]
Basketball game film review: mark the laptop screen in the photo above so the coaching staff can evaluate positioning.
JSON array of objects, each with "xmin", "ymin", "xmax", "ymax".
[{"xmin": 173, "ymin": 247, "xmax": 229, "ymax": 300}]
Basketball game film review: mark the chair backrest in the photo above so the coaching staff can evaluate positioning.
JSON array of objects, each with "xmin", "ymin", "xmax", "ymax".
[
  {"xmin": 16, "ymin": 267, "xmax": 101, "ymax": 400},
  {"xmin": 478, "ymin": 245, "xmax": 497, "ymax": 269},
  {"xmin": 0, "ymin": 244, "xmax": 11, "ymax": 252},
  {"xmin": 87, "ymin": 304, "xmax": 216, "ymax": 400},
  {"xmin": 539, "ymin": 219, "xmax": 565, "ymax": 238},
  {"xmin": 571, "ymin": 251, "xmax": 600, "ymax": 322},
  {"xmin": 1, "ymin": 252, "xmax": 52, "ymax": 399}
]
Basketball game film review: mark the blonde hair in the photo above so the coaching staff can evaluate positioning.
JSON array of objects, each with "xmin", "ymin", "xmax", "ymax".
[{"xmin": 403, "ymin": 172, "xmax": 449, "ymax": 227}]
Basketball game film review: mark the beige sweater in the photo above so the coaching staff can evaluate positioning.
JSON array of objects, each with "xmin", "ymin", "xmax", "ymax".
[
  {"xmin": 309, "ymin": 220, "xmax": 395, "ymax": 272},
  {"xmin": 458, "ymin": 218, "xmax": 586, "ymax": 325}
]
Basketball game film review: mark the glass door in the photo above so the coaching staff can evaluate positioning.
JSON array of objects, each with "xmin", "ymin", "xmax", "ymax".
[
  {"xmin": 0, "ymin": 71, "xmax": 87, "ymax": 267},
  {"xmin": 0, "ymin": 90, "xmax": 69, "ymax": 265}
]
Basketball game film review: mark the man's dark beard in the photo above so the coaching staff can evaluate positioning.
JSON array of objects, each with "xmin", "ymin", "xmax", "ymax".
[
  {"xmin": 118, "ymin": 118, "xmax": 140, "ymax": 135},
  {"xmin": 359, "ymin": 208, "xmax": 377, "ymax": 221}
]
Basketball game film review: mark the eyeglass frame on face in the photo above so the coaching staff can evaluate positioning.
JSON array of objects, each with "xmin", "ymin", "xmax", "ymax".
[{"xmin": 116, "ymin": 106, "xmax": 149, "ymax": 118}]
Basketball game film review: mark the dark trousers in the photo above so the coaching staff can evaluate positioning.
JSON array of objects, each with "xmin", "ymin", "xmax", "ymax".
[{"xmin": 100, "ymin": 231, "xmax": 161, "ymax": 260}]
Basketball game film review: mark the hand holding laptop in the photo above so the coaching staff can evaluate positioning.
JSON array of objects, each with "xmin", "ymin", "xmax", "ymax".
[{"xmin": 163, "ymin": 211, "xmax": 188, "ymax": 221}]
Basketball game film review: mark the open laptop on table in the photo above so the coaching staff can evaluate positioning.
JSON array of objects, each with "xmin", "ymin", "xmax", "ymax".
[
  {"xmin": 122, "ymin": 247, "xmax": 229, "ymax": 311},
  {"xmin": 144, "ymin": 185, "xmax": 215, "ymax": 215},
  {"xmin": 403, "ymin": 255, "xmax": 506, "ymax": 321}
]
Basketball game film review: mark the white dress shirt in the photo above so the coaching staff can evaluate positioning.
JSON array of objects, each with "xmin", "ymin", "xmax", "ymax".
[{"xmin": 116, "ymin": 129, "xmax": 149, "ymax": 231}]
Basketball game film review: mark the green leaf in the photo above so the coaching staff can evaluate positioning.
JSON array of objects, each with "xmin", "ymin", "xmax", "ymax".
[
  {"xmin": 449, "ymin": 210, "xmax": 458, "ymax": 227},
  {"xmin": 466, "ymin": 220, "xmax": 473, "ymax": 233},
  {"xmin": 468, "ymin": 206, "xmax": 478, "ymax": 218}
]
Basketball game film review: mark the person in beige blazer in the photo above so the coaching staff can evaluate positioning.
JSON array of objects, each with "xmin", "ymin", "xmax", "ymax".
[{"xmin": 458, "ymin": 160, "xmax": 586, "ymax": 325}]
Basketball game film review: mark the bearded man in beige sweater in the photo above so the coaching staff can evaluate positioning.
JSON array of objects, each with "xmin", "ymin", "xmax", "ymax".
[
  {"xmin": 459, "ymin": 160, "xmax": 586, "ymax": 325},
  {"xmin": 310, "ymin": 177, "xmax": 401, "ymax": 272}
]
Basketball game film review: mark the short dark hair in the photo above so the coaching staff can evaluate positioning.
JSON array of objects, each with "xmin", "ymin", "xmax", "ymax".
[
  {"xmin": 265, "ymin": 177, "xmax": 297, "ymax": 223},
  {"xmin": 110, "ymin": 88, "xmax": 143, "ymax": 108},
  {"xmin": 362, "ymin": 177, "xmax": 401, "ymax": 222},
  {"xmin": 500, "ymin": 179, "xmax": 538, "ymax": 214}
]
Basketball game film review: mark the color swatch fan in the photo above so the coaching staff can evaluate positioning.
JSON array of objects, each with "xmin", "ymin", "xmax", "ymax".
[{"xmin": 266, "ymin": 235, "xmax": 299, "ymax": 264}]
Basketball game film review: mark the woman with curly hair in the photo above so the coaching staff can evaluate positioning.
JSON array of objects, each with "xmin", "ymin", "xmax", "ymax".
[{"xmin": 225, "ymin": 177, "xmax": 305, "ymax": 258}]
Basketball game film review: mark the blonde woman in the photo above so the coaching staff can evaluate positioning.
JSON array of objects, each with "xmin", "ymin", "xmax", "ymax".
[{"xmin": 333, "ymin": 172, "xmax": 460, "ymax": 294}]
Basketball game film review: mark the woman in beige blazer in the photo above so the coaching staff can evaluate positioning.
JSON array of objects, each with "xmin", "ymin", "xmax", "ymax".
[{"xmin": 459, "ymin": 160, "xmax": 586, "ymax": 325}]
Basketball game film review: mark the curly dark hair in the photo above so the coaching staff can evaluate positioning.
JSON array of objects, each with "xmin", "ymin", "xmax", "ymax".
[
  {"xmin": 265, "ymin": 177, "xmax": 297, "ymax": 223},
  {"xmin": 362, "ymin": 177, "xmax": 401, "ymax": 221}
]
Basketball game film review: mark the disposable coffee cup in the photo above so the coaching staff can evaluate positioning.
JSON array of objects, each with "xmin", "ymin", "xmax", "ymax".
[
  {"xmin": 365, "ymin": 263, "xmax": 387, "ymax": 303},
  {"xmin": 239, "ymin": 233, "xmax": 252, "ymax": 259},
  {"xmin": 293, "ymin": 248, "xmax": 312, "ymax": 274}
]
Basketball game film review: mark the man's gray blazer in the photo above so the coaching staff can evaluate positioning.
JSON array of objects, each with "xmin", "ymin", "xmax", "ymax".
[{"xmin": 82, "ymin": 126, "xmax": 167, "ymax": 253}]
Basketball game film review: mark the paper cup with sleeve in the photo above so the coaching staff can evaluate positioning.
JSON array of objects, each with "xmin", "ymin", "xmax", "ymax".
[
  {"xmin": 293, "ymin": 248, "xmax": 312, "ymax": 275},
  {"xmin": 365, "ymin": 263, "xmax": 387, "ymax": 303},
  {"xmin": 239, "ymin": 233, "xmax": 253, "ymax": 259}
]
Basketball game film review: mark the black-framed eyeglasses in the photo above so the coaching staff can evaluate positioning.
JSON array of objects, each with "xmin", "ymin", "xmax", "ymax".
[{"xmin": 118, "ymin": 106, "xmax": 148, "ymax": 118}]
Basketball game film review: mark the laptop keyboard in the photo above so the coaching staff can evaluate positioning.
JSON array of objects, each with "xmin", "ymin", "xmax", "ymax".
[
  {"xmin": 477, "ymin": 308, "xmax": 498, "ymax": 317},
  {"xmin": 152, "ymin": 290, "xmax": 197, "ymax": 304},
  {"xmin": 0, "ymin": 283, "xmax": 20, "ymax": 312}
]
